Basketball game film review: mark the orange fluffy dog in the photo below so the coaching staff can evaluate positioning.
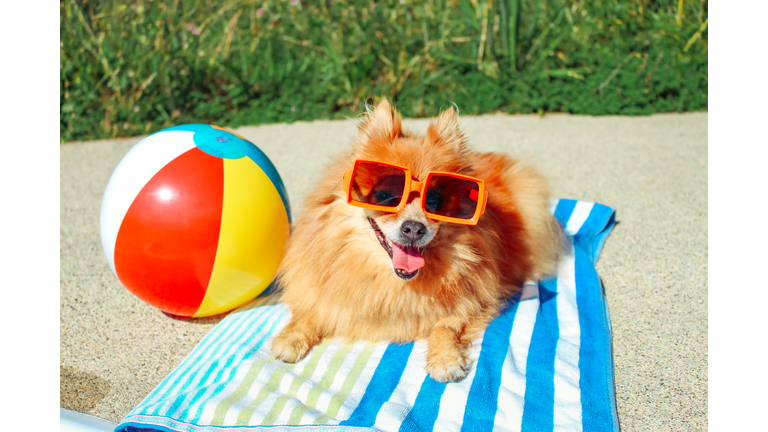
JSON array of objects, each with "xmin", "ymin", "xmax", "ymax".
[{"xmin": 271, "ymin": 99, "xmax": 564, "ymax": 382}]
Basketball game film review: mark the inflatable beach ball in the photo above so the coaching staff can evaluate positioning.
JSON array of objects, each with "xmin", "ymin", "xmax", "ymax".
[{"xmin": 100, "ymin": 124, "xmax": 291, "ymax": 318}]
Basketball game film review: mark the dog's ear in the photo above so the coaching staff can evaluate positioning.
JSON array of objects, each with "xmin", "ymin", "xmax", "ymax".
[
  {"xmin": 358, "ymin": 98, "xmax": 402, "ymax": 142},
  {"xmin": 426, "ymin": 107, "xmax": 466, "ymax": 151}
]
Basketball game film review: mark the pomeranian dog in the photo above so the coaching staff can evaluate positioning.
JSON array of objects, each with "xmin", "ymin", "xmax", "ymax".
[{"xmin": 271, "ymin": 99, "xmax": 564, "ymax": 382}]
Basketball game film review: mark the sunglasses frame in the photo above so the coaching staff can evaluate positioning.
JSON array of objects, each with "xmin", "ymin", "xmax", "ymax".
[{"xmin": 342, "ymin": 159, "xmax": 488, "ymax": 225}]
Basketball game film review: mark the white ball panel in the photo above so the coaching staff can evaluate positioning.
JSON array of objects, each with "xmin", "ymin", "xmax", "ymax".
[{"xmin": 99, "ymin": 131, "xmax": 196, "ymax": 275}]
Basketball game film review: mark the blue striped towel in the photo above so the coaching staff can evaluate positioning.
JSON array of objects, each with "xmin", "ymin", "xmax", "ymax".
[{"xmin": 116, "ymin": 199, "xmax": 618, "ymax": 432}]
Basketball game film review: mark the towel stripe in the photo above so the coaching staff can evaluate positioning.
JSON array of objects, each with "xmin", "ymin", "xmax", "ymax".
[
  {"xmin": 146, "ymin": 299, "xmax": 283, "ymax": 416},
  {"xmin": 371, "ymin": 341, "xmax": 428, "ymax": 431},
  {"xmin": 268, "ymin": 340, "xmax": 365, "ymax": 427},
  {"xmin": 249, "ymin": 340, "xmax": 334, "ymax": 425},
  {"xmin": 550, "ymin": 200, "xmax": 591, "ymax": 431},
  {"xmin": 305, "ymin": 342, "xmax": 357, "ymax": 408},
  {"xmin": 313, "ymin": 342, "xmax": 378, "ymax": 424},
  {"xmin": 210, "ymin": 357, "xmax": 277, "ymax": 425},
  {"xmin": 284, "ymin": 342, "xmax": 346, "ymax": 425},
  {"xmin": 213, "ymin": 341, "xmax": 307, "ymax": 425},
  {"xmin": 143, "ymin": 294, "xmax": 280, "ymax": 414},
  {"xmin": 517, "ymin": 196, "xmax": 584, "ymax": 430},
  {"xmin": 162, "ymin": 304, "xmax": 285, "ymax": 418},
  {"xmin": 273, "ymin": 343, "xmax": 389, "ymax": 427},
  {"xmin": 430, "ymin": 337, "xmax": 483, "ymax": 431},
  {"xmin": 340, "ymin": 343, "xmax": 414, "ymax": 427},
  {"xmin": 553, "ymin": 199, "xmax": 576, "ymax": 231},
  {"xmin": 237, "ymin": 362, "xmax": 294, "ymax": 424},
  {"xmin": 205, "ymin": 306, "xmax": 298, "ymax": 425},
  {"xmin": 260, "ymin": 380, "xmax": 299, "ymax": 425},
  {"xmin": 397, "ymin": 376, "xmax": 446, "ymax": 432},
  {"xmin": 573, "ymin": 203, "xmax": 616, "ymax": 262},
  {"xmin": 319, "ymin": 342, "xmax": 390, "ymax": 425},
  {"xmin": 520, "ymin": 277, "xmax": 558, "ymax": 430},
  {"xmin": 552, "ymin": 246, "xmax": 582, "ymax": 431},
  {"xmin": 138, "ymin": 308, "xmax": 255, "ymax": 413},
  {"xmin": 274, "ymin": 342, "xmax": 355, "ymax": 425},
  {"xmin": 309, "ymin": 341, "xmax": 374, "ymax": 423},
  {"xmin": 461, "ymin": 300, "xmax": 517, "ymax": 431},
  {"xmin": 235, "ymin": 342, "xmax": 331, "ymax": 427},
  {"xmin": 563, "ymin": 201, "xmax": 594, "ymax": 236},
  {"xmin": 576, "ymin": 240, "xmax": 619, "ymax": 432},
  {"xmin": 179, "ymin": 307, "xmax": 289, "ymax": 422},
  {"xmin": 493, "ymin": 282, "xmax": 540, "ymax": 431}
]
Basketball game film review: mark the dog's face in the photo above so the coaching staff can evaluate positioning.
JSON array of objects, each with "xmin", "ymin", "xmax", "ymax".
[
  {"xmin": 367, "ymin": 193, "xmax": 439, "ymax": 280},
  {"xmin": 344, "ymin": 100, "xmax": 472, "ymax": 281}
]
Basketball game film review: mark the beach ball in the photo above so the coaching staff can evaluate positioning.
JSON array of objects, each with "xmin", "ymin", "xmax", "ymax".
[{"xmin": 99, "ymin": 124, "xmax": 291, "ymax": 318}]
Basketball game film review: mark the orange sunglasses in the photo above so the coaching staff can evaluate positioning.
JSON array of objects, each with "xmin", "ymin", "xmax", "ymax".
[{"xmin": 342, "ymin": 159, "xmax": 488, "ymax": 225}]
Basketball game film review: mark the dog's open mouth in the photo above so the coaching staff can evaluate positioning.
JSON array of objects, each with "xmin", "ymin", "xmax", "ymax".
[{"xmin": 368, "ymin": 218, "xmax": 425, "ymax": 280}]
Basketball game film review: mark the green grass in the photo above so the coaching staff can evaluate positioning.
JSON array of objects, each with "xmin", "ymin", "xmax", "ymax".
[{"xmin": 60, "ymin": 0, "xmax": 707, "ymax": 142}]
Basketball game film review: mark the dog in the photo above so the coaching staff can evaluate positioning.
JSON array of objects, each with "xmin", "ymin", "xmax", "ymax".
[{"xmin": 271, "ymin": 99, "xmax": 564, "ymax": 383}]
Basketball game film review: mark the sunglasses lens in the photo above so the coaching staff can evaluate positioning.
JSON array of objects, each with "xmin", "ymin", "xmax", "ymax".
[
  {"xmin": 350, "ymin": 162, "xmax": 406, "ymax": 207},
  {"xmin": 424, "ymin": 175, "xmax": 480, "ymax": 219}
]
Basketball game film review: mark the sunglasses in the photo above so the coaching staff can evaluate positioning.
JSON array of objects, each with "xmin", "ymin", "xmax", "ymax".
[{"xmin": 342, "ymin": 159, "xmax": 488, "ymax": 225}]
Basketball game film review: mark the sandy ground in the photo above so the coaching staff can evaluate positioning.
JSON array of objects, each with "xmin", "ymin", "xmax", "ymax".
[{"xmin": 60, "ymin": 112, "xmax": 707, "ymax": 430}]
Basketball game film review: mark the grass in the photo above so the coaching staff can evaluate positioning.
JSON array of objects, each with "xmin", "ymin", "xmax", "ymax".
[{"xmin": 60, "ymin": 0, "xmax": 707, "ymax": 142}]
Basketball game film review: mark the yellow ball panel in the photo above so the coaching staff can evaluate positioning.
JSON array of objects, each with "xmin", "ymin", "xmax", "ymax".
[{"xmin": 194, "ymin": 157, "xmax": 290, "ymax": 317}]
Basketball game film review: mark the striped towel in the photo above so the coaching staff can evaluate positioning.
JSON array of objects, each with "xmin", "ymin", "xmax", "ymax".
[{"xmin": 116, "ymin": 199, "xmax": 618, "ymax": 432}]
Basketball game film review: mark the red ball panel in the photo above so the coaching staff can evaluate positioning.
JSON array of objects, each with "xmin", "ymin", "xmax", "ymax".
[{"xmin": 114, "ymin": 148, "xmax": 224, "ymax": 316}]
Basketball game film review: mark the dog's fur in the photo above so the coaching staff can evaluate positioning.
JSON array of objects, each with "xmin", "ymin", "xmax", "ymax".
[{"xmin": 271, "ymin": 99, "xmax": 564, "ymax": 382}]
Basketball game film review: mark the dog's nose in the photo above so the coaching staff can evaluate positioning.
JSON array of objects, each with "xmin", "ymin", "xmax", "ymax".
[{"xmin": 401, "ymin": 220, "xmax": 426, "ymax": 242}]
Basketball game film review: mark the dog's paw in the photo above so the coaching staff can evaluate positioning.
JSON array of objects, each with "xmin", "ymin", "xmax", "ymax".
[
  {"xmin": 426, "ymin": 344, "xmax": 472, "ymax": 383},
  {"xmin": 271, "ymin": 332, "xmax": 313, "ymax": 363}
]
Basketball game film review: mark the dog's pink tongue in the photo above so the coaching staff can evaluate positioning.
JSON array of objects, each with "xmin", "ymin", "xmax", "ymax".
[{"xmin": 392, "ymin": 243, "xmax": 425, "ymax": 273}]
